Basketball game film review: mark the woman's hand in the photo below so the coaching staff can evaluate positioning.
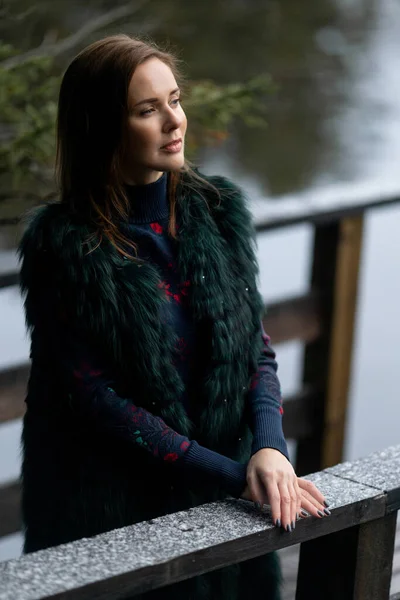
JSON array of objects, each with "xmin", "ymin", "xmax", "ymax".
[{"xmin": 241, "ymin": 448, "xmax": 330, "ymax": 531}]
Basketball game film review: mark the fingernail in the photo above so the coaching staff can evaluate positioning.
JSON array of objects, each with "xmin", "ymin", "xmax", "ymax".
[
  {"xmin": 317, "ymin": 510, "xmax": 324, "ymax": 517},
  {"xmin": 296, "ymin": 512, "xmax": 299, "ymax": 520},
  {"xmin": 275, "ymin": 519, "xmax": 281, "ymax": 528},
  {"xmin": 300, "ymin": 510, "xmax": 308, "ymax": 517},
  {"xmin": 291, "ymin": 520, "xmax": 296, "ymax": 530},
  {"xmin": 324, "ymin": 500, "xmax": 330, "ymax": 507},
  {"xmin": 255, "ymin": 502, "xmax": 261, "ymax": 510},
  {"xmin": 324, "ymin": 508, "xmax": 331, "ymax": 516},
  {"xmin": 286, "ymin": 524, "xmax": 291, "ymax": 532}
]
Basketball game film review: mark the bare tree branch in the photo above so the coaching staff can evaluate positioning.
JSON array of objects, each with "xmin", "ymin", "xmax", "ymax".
[
  {"xmin": 14, "ymin": 6, "xmax": 38, "ymax": 22},
  {"xmin": 0, "ymin": 0, "xmax": 152, "ymax": 70},
  {"xmin": 40, "ymin": 29, "xmax": 59, "ymax": 48},
  {"xmin": 0, "ymin": 217, "xmax": 21, "ymax": 226},
  {"xmin": 0, "ymin": 190, "xmax": 50, "ymax": 203}
]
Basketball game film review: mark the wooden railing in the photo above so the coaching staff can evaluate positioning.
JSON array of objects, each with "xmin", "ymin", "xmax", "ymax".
[
  {"xmin": 0, "ymin": 191, "xmax": 399, "ymax": 544},
  {"xmin": 0, "ymin": 444, "xmax": 399, "ymax": 599}
]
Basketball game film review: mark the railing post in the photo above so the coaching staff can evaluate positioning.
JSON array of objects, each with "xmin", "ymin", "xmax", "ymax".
[
  {"xmin": 295, "ymin": 512, "xmax": 397, "ymax": 599},
  {"xmin": 296, "ymin": 215, "xmax": 364, "ymax": 475}
]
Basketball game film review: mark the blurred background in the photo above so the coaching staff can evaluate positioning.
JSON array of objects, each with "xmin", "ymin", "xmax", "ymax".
[{"xmin": 0, "ymin": 0, "xmax": 399, "ymax": 579}]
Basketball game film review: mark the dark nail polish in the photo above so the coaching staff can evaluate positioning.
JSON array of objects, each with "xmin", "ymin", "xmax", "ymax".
[
  {"xmin": 324, "ymin": 500, "xmax": 330, "ymax": 507},
  {"xmin": 275, "ymin": 519, "xmax": 281, "ymax": 528},
  {"xmin": 317, "ymin": 510, "xmax": 324, "ymax": 517},
  {"xmin": 324, "ymin": 508, "xmax": 331, "ymax": 516},
  {"xmin": 291, "ymin": 520, "xmax": 296, "ymax": 530},
  {"xmin": 300, "ymin": 510, "xmax": 308, "ymax": 517},
  {"xmin": 296, "ymin": 512, "xmax": 299, "ymax": 520},
  {"xmin": 255, "ymin": 502, "xmax": 261, "ymax": 510},
  {"xmin": 286, "ymin": 524, "xmax": 291, "ymax": 532}
]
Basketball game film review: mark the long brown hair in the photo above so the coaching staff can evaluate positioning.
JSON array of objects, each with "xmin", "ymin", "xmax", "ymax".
[{"xmin": 55, "ymin": 34, "xmax": 216, "ymax": 259}]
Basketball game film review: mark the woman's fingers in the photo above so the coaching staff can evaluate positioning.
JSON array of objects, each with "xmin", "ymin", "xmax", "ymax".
[
  {"xmin": 262, "ymin": 478, "xmax": 282, "ymax": 528},
  {"xmin": 287, "ymin": 479, "xmax": 299, "ymax": 528},
  {"xmin": 255, "ymin": 472, "xmax": 288, "ymax": 530},
  {"xmin": 297, "ymin": 478, "xmax": 330, "ymax": 518},
  {"xmin": 276, "ymin": 480, "xmax": 292, "ymax": 531},
  {"xmin": 250, "ymin": 473, "xmax": 331, "ymax": 531},
  {"xmin": 247, "ymin": 472, "xmax": 271, "ymax": 515},
  {"xmin": 259, "ymin": 474, "xmax": 301, "ymax": 531},
  {"xmin": 294, "ymin": 478, "xmax": 303, "ymax": 521},
  {"xmin": 298, "ymin": 478, "xmax": 328, "ymax": 507},
  {"xmin": 300, "ymin": 492, "xmax": 327, "ymax": 518}
]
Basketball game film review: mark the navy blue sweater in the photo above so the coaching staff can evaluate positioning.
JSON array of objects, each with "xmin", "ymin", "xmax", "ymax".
[{"xmin": 61, "ymin": 173, "xmax": 288, "ymax": 498}]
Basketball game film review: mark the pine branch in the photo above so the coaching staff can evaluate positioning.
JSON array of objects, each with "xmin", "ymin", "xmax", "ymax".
[{"xmin": 0, "ymin": 0, "xmax": 152, "ymax": 70}]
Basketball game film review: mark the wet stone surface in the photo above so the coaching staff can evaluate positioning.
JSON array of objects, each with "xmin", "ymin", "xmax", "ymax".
[
  {"xmin": 300, "ymin": 471, "xmax": 382, "ymax": 512},
  {"xmin": 325, "ymin": 444, "xmax": 400, "ymax": 494},
  {"xmin": 1, "ymin": 447, "xmax": 399, "ymax": 599},
  {"xmin": 0, "ymin": 473, "xmax": 380, "ymax": 600}
]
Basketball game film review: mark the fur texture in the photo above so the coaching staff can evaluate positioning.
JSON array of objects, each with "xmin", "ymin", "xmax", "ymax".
[{"xmin": 18, "ymin": 172, "xmax": 282, "ymax": 599}]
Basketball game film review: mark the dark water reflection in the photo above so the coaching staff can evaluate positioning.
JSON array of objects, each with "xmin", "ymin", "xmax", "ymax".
[{"xmin": 150, "ymin": 0, "xmax": 388, "ymax": 195}]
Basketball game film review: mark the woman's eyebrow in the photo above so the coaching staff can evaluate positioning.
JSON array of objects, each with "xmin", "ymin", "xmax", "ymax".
[{"xmin": 133, "ymin": 88, "xmax": 180, "ymax": 108}]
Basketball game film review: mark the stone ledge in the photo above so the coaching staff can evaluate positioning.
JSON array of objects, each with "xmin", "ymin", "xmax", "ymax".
[{"xmin": 0, "ymin": 465, "xmax": 390, "ymax": 600}]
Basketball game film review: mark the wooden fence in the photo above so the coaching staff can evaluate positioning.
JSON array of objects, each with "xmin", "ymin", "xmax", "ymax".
[
  {"xmin": 0, "ymin": 191, "xmax": 399, "ymax": 546},
  {"xmin": 0, "ymin": 444, "xmax": 399, "ymax": 599}
]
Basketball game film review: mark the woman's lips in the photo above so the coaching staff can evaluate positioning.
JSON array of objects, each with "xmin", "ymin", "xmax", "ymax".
[{"xmin": 160, "ymin": 139, "xmax": 182, "ymax": 153}]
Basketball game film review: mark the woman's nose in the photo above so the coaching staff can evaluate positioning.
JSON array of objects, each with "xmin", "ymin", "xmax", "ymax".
[{"xmin": 163, "ymin": 107, "xmax": 183, "ymax": 132}]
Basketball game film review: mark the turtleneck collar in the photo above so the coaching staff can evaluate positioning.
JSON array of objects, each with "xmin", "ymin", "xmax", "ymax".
[{"xmin": 124, "ymin": 172, "xmax": 169, "ymax": 224}]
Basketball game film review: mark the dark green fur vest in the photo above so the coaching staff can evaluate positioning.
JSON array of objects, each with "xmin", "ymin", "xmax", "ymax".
[{"xmin": 18, "ymin": 173, "xmax": 282, "ymax": 599}]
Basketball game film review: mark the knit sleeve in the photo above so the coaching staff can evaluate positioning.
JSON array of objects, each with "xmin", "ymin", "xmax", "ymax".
[
  {"xmin": 59, "ymin": 331, "xmax": 248, "ymax": 498},
  {"xmin": 246, "ymin": 322, "xmax": 290, "ymax": 461}
]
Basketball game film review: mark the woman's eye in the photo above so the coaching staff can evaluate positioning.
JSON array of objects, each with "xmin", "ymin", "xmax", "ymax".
[{"xmin": 139, "ymin": 99, "xmax": 180, "ymax": 116}]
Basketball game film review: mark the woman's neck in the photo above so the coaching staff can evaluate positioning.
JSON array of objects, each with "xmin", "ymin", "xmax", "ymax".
[
  {"xmin": 123, "ymin": 170, "xmax": 164, "ymax": 186},
  {"xmin": 124, "ymin": 171, "xmax": 169, "ymax": 224}
]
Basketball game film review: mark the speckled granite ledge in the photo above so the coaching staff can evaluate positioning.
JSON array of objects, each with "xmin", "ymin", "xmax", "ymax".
[
  {"xmin": 1, "ymin": 445, "xmax": 399, "ymax": 600},
  {"xmin": 325, "ymin": 444, "xmax": 400, "ymax": 512}
]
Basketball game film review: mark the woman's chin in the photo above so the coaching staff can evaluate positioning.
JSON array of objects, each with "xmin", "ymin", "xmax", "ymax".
[{"xmin": 157, "ymin": 151, "xmax": 185, "ymax": 171}]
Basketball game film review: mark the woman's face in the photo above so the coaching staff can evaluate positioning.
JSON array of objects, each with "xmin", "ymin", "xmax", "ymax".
[{"xmin": 122, "ymin": 57, "xmax": 187, "ymax": 185}]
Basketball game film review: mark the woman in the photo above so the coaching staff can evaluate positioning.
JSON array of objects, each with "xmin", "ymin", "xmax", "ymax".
[{"xmin": 18, "ymin": 35, "xmax": 330, "ymax": 599}]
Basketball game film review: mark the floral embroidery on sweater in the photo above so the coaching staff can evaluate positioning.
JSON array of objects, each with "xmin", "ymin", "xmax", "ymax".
[
  {"xmin": 158, "ymin": 277, "xmax": 191, "ymax": 304},
  {"xmin": 150, "ymin": 222, "xmax": 163, "ymax": 234},
  {"xmin": 71, "ymin": 366, "xmax": 191, "ymax": 463}
]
